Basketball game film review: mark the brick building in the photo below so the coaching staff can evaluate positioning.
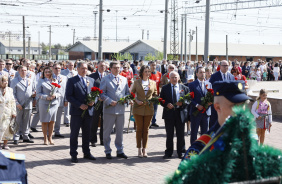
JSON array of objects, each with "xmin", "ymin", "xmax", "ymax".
[{"xmin": 67, "ymin": 41, "xmax": 132, "ymax": 60}]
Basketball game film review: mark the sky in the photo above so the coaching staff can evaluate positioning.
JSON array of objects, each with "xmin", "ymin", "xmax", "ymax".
[{"xmin": 1, "ymin": 0, "xmax": 282, "ymax": 47}]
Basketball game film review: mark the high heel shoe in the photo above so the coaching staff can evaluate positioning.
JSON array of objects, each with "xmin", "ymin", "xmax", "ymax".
[
  {"xmin": 142, "ymin": 148, "xmax": 148, "ymax": 158},
  {"xmin": 138, "ymin": 148, "xmax": 143, "ymax": 158}
]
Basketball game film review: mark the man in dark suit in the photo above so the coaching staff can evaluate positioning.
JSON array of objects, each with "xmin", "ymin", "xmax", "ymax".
[
  {"xmin": 161, "ymin": 59, "xmax": 168, "ymax": 75},
  {"xmin": 160, "ymin": 71, "xmax": 190, "ymax": 159},
  {"xmin": 189, "ymin": 67, "xmax": 212, "ymax": 144},
  {"xmin": 88, "ymin": 60, "xmax": 108, "ymax": 147},
  {"xmin": 66, "ymin": 62, "xmax": 96, "ymax": 163},
  {"xmin": 209, "ymin": 60, "xmax": 235, "ymax": 128}
]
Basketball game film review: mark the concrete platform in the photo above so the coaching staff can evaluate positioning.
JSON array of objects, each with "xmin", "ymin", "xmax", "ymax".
[{"xmin": 5, "ymin": 106, "xmax": 282, "ymax": 184}]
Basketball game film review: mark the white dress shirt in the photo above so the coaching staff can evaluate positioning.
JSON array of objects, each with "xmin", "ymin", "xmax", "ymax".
[{"xmin": 171, "ymin": 83, "xmax": 180, "ymax": 102}]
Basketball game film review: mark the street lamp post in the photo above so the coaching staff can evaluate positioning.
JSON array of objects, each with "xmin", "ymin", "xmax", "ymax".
[
  {"xmin": 163, "ymin": 0, "xmax": 169, "ymax": 60},
  {"xmin": 98, "ymin": 0, "xmax": 103, "ymax": 61},
  {"xmin": 204, "ymin": 0, "xmax": 210, "ymax": 63}
]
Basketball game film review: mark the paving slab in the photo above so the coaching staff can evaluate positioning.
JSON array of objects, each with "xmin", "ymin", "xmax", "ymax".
[{"xmin": 6, "ymin": 106, "xmax": 282, "ymax": 184}]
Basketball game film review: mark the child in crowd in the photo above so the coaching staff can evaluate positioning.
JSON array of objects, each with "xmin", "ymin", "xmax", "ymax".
[
  {"xmin": 262, "ymin": 69, "xmax": 268, "ymax": 81},
  {"xmin": 249, "ymin": 68, "xmax": 256, "ymax": 80},
  {"xmin": 256, "ymin": 68, "xmax": 262, "ymax": 81},
  {"xmin": 251, "ymin": 89, "xmax": 272, "ymax": 145}
]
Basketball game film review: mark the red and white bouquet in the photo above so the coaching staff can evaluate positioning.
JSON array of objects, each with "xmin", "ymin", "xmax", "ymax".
[{"xmin": 47, "ymin": 82, "xmax": 61, "ymax": 112}]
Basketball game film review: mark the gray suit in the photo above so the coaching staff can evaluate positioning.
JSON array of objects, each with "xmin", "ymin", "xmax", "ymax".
[
  {"xmin": 36, "ymin": 78, "xmax": 60, "ymax": 122},
  {"xmin": 15, "ymin": 70, "xmax": 36, "ymax": 88},
  {"xmin": 54, "ymin": 74, "xmax": 68, "ymax": 135},
  {"xmin": 11, "ymin": 76, "xmax": 35, "ymax": 141},
  {"xmin": 100, "ymin": 74, "xmax": 130, "ymax": 154},
  {"xmin": 61, "ymin": 69, "xmax": 77, "ymax": 124}
]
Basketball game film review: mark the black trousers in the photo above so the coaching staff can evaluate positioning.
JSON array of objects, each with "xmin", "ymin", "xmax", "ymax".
[
  {"xmin": 164, "ymin": 109, "xmax": 185, "ymax": 156},
  {"xmin": 90, "ymin": 105, "xmax": 103, "ymax": 144},
  {"xmin": 209, "ymin": 105, "xmax": 218, "ymax": 129},
  {"xmin": 70, "ymin": 112, "xmax": 92, "ymax": 157}
]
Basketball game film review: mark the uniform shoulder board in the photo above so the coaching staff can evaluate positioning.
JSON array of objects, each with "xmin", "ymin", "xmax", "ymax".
[{"xmin": 0, "ymin": 150, "xmax": 25, "ymax": 161}]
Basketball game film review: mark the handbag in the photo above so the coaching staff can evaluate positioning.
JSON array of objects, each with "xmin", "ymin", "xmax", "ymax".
[{"xmin": 9, "ymin": 117, "xmax": 19, "ymax": 134}]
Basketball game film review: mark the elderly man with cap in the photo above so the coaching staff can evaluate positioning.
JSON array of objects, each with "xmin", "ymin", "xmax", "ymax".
[{"xmin": 181, "ymin": 81, "xmax": 252, "ymax": 160}]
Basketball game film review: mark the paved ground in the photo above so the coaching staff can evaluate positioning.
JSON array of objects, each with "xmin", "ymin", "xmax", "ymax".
[{"xmin": 6, "ymin": 106, "xmax": 282, "ymax": 184}]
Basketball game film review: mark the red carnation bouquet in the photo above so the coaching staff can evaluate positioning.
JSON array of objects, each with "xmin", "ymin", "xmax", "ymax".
[
  {"xmin": 175, "ymin": 92, "xmax": 194, "ymax": 106},
  {"xmin": 47, "ymin": 82, "xmax": 61, "ymax": 112},
  {"xmin": 93, "ymin": 87, "xmax": 103, "ymax": 110},
  {"xmin": 82, "ymin": 86, "xmax": 103, "ymax": 118},
  {"xmin": 117, "ymin": 92, "xmax": 135, "ymax": 105},
  {"xmin": 147, "ymin": 97, "xmax": 165, "ymax": 105},
  {"xmin": 193, "ymin": 85, "xmax": 214, "ymax": 116}
]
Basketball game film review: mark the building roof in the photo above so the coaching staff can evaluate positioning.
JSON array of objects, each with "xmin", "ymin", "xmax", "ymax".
[
  {"xmin": 67, "ymin": 40, "xmax": 132, "ymax": 53},
  {"xmin": 0, "ymin": 40, "xmax": 40, "ymax": 48},
  {"xmin": 120, "ymin": 40, "xmax": 282, "ymax": 57}
]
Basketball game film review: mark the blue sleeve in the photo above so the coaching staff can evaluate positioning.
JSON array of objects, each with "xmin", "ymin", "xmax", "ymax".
[{"xmin": 65, "ymin": 79, "xmax": 82, "ymax": 108}]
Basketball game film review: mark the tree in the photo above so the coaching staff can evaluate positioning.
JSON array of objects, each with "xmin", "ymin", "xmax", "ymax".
[
  {"xmin": 111, "ymin": 52, "xmax": 133, "ymax": 60},
  {"xmin": 144, "ymin": 53, "xmax": 156, "ymax": 61},
  {"xmin": 41, "ymin": 42, "xmax": 49, "ymax": 55},
  {"xmin": 167, "ymin": 54, "xmax": 178, "ymax": 60},
  {"xmin": 53, "ymin": 43, "xmax": 63, "ymax": 49},
  {"xmin": 144, "ymin": 51, "xmax": 164, "ymax": 61}
]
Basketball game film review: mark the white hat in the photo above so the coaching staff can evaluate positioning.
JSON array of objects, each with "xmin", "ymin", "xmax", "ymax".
[{"xmin": 188, "ymin": 75, "xmax": 194, "ymax": 81}]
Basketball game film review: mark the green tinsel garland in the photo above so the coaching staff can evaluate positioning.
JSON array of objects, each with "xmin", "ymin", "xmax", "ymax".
[{"xmin": 166, "ymin": 106, "xmax": 282, "ymax": 184}]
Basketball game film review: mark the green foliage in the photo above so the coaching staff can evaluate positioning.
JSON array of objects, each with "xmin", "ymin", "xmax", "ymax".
[
  {"xmin": 166, "ymin": 105, "xmax": 282, "ymax": 184},
  {"xmin": 144, "ymin": 51, "xmax": 164, "ymax": 61},
  {"xmin": 58, "ymin": 51, "xmax": 66, "ymax": 55},
  {"xmin": 167, "ymin": 54, "xmax": 178, "ymax": 60},
  {"xmin": 144, "ymin": 53, "xmax": 155, "ymax": 61},
  {"xmin": 111, "ymin": 52, "xmax": 133, "ymax": 61},
  {"xmin": 53, "ymin": 43, "xmax": 63, "ymax": 49}
]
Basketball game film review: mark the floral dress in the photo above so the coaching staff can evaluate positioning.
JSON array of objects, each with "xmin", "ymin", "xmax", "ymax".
[
  {"xmin": 251, "ymin": 100, "xmax": 272, "ymax": 129},
  {"xmin": 0, "ymin": 87, "xmax": 17, "ymax": 141}
]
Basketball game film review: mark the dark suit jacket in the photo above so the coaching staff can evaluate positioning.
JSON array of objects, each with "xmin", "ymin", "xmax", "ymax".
[
  {"xmin": 209, "ymin": 71, "xmax": 235, "ymax": 85},
  {"xmin": 88, "ymin": 71, "xmax": 108, "ymax": 88},
  {"xmin": 161, "ymin": 64, "xmax": 167, "ymax": 75},
  {"xmin": 188, "ymin": 80, "xmax": 210, "ymax": 116},
  {"xmin": 242, "ymin": 66, "xmax": 250, "ymax": 77},
  {"xmin": 160, "ymin": 83, "xmax": 190, "ymax": 123},
  {"xmin": 65, "ymin": 75, "xmax": 95, "ymax": 116}
]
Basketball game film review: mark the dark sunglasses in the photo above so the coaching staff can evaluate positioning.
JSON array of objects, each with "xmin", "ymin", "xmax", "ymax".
[
  {"xmin": 54, "ymin": 68, "xmax": 61, "ymax": 70},
  {"xmin": 6, "ymin": 63, "xmax": 12, "ymax": 65}
]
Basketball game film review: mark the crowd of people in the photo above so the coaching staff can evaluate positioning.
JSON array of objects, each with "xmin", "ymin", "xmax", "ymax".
[{"xmin": 0, "ymin": 57, "xmax": 274, "ymax": 162}]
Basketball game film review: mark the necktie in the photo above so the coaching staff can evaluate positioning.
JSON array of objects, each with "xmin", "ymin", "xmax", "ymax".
[
  {"xmin": 100, "ymin": 74, "xmax": 103, "ymax": 79},
  {"xmin": 173, "ymin": 85, "xmax": 177, "ymax": 104},
  {"xmin": 81, "ymin": 77, "xmax": 87, "ymax": 91},
  {"xmin": 23, "ymin": 78, "xmax": 26, "ymax": 86},
  {"xmin": 201, "ymin": 81, "xmax": 205, "ymax": 93},
  {"xmin": 70, "ymin": 71, "xmax": 73, "ymax": 77},
  {"xmin": 57, "ymin": 75, "xmax": 61, "ymax": 84},
  {"xmin": 115, "ymin": 76, "xmax": 119, "ymax": 84},
  {"xmin": 223, "ymin": 73, "xmax": 226, "ymax": 81}
]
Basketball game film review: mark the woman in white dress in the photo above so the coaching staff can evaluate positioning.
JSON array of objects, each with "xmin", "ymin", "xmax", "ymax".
[
  {"xmin": 273, "ymin": 63, "xmax": 280, "ymax": 81},
  {"xmin": 0, "ymin": 75, "xmax": 16, "ymax": 149},
  {"xmin": 36, "ymin": 67, "xmax": 60, "ymax": 145}
]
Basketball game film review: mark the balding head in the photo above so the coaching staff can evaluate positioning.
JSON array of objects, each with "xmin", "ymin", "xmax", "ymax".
[{"xmin": 220, "ymin": 60, "xmax": 229, "ymax": 73}]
